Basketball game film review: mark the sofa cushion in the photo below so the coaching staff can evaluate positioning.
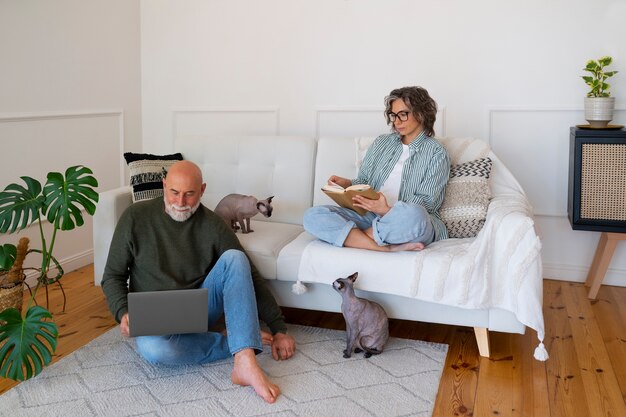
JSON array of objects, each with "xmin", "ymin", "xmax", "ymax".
[
  {"xmin": 175, "ymin": 135, "xmax": 316, "ymax": 225},
  {"xmin": 123, "ymin": 152, "xmax": 184, "ymax": 203},
  {"xmin": 235, "ymin": 220, "xmax": 304, "ymax": 279},
  {"xmin": 439, "ymin": 157, "xmax": 492, "ymax": 238}
]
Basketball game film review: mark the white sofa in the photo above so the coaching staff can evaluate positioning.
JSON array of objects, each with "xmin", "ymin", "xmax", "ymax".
[{"xmin": 93, "ymin": 135, "xmax": 547, "ymax": 359}]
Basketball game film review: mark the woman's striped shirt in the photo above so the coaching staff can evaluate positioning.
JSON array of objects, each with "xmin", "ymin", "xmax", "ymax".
[{"xmin": 352, "ymin": 132, "xmax": 450, "ymax": 241}]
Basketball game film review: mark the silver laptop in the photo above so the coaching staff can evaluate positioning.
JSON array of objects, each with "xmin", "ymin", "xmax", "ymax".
[{"xmin": 128, "ymin": 288, "xmax": 209, "ymax": 337}]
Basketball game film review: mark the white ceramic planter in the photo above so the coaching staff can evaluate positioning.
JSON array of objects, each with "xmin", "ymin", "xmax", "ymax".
[{"xmin": 584, "ymin": 97, "xmax": 615, "ymax": 128}]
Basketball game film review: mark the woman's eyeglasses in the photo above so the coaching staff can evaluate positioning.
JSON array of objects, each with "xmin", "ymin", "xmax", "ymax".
[{"xmin": 387, "ymin": 111, "xmax": 410, "ymax": 122}]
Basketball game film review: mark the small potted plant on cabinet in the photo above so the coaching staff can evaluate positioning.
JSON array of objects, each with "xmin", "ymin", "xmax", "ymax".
[
  {"xmin": 0, "ymin": 166, "xmax": 98, "ymax": 381},
  {"xmin": 582, "ymin": 56, "xmax": 619, "ymax": 128}
]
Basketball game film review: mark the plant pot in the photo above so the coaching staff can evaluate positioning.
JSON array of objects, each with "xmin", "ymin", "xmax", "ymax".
[
  {"xmin": 0, "ymin": 272, "xmax": 24, "ymax": 314},
  {"xmin": 584, "ymin": 97, "xmax": 615, "ymax": 128}
]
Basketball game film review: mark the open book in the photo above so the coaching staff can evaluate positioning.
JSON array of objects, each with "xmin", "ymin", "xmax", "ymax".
[{"xmin": 321, "ymin": 183, "xmax": 379, "ymax": 215}]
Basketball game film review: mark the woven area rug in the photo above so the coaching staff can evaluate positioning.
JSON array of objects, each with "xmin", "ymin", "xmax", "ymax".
[{"xmin": 1, "ymin": 324, "xmax": 448, "ymax": 417}]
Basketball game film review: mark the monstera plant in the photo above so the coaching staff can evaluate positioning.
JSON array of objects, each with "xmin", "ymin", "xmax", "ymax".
[{"xmin": 0, "ymin": 165, "xmax": 98, "ymax": 381}]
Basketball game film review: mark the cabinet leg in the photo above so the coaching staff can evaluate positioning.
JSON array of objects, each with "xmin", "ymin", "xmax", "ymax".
[
  {"xmin": 474, "ymin": 327, "xmax": 490, "ymax": 358},
  {"xmin": 585, "ymin": 232, "xmax": 624, "ymax": 299}
]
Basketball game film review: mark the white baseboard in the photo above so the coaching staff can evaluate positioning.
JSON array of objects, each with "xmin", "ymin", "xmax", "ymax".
[
  {"xmin": 23, "ymin": 250, "xmax": 94, "ymax": 287},
  {"xmin": 543, "ymin": 262, "xmax": 626, "ymax": 287}
]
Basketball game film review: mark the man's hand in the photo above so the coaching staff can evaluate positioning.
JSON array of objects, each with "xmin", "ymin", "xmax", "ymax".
[
  {"xmin": 120, "ymin": 313, "xmax": 130, "ymax": 337},
  {"xmin": 271, "ymin": 332, "xmax": 296, "ymax": 361}
]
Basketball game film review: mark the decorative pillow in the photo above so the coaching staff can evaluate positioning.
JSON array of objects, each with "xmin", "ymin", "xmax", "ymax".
[
  {"xmin": 123, "ymin": 152, "xmax": 184, "ymax": 202},
  {"xmin": 439, "ymin": 157, "xmax": 492, "ymax": 238}
]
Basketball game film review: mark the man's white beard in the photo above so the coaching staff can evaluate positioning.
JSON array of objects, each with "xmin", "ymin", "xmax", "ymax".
[{"xmin": 165, "ymin": 199, "xmax": 201, "ymax": 222}]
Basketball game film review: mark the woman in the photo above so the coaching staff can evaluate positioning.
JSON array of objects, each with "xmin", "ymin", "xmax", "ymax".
[{"xmin": 303, "ymin": 86, "xmax": 450, "ymax": 252}]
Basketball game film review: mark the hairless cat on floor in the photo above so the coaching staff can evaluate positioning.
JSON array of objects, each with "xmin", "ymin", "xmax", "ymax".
[{"xmin": 333, "ymin": 272, "xmax": 389, "ymax": 358}]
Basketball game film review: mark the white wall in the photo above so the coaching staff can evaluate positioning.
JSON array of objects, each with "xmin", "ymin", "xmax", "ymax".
[
  {"xmin": 141, "ymin": 0, "xmax": 626, "ymax": 286},
  {"xmin": 0, "ymin": 0, "xmax": 141, "ymax": 279},
  {"xmin": 2, "ymin": 1, "xmax": 625, "ymax": 288}
]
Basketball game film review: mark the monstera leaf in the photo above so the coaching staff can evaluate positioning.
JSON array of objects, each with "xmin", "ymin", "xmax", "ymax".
[
  {"xmin": 43, "ymin": 166, "xmax": 99, "ymax": 231},
  {"xmin": 0, "ymin": 244, "xmax": 17, "ymax": 271},
  {"xmin": 0, "ymin": 176, "xmax": 45, "ymax": 234},
  {"xmin": 0, "ymin": 306, "xmax": 58, "ymax": 381}
]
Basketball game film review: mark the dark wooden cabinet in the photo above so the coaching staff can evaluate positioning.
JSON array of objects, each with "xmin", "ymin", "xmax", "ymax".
[{"xmin": 568, "ymin": 126, "xmax": 626, "ymax": 233}]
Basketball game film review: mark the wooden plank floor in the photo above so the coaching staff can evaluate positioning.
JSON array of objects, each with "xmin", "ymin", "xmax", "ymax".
[{"xmin": 1, "ymin": 265, "xmax": 625, "ymax": 416}]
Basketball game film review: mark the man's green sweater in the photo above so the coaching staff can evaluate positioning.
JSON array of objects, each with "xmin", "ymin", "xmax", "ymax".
[{"xmin": 101, "ymin": 197, "xmax": 288, "ymax": 335}]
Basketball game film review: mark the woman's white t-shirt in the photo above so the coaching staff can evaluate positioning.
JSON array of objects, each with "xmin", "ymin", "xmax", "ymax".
[{"xmin": 378, "ymin": 144, "xmax": 410, "ymax": 206}]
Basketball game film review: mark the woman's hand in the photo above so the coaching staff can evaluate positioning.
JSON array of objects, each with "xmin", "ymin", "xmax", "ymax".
[
  {"xmin": 352, "ymin": 192, "xmax": 391, "ymax": 216},
  {"xmin": 328, "ymin": 175, "xmax": 351, "ymax": 188}
]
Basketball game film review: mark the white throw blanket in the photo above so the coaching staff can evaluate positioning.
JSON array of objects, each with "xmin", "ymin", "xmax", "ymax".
[{"xmin": 297, "ymin": 137, "xmax": 548, "ymax": 360}]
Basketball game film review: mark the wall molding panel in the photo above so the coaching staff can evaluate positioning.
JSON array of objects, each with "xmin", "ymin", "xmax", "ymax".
[
  {"xmin": 172, "ymin": 107, "xmax": 281, "ymax": 143},
  {"xmin": 488, "ymin": 106, "xmax": 626, "ymax": 146},
  {"xmin": 0, "ymin": 109, "xmax": 123, "ymax": 123},
  {"xmin": 315, "ymin": 106, "xmax": 447, "ymax": 139},
  {"xmin": 0, "ymin": 110, "xmax": 123, "ymax": 281},
  {"xmin": 0, "ymin": 109, "xmax": 126, "ymax": 190},
  {"xmin": 487, "ymin": 106, "xmax": 626, "ymax": 217}
]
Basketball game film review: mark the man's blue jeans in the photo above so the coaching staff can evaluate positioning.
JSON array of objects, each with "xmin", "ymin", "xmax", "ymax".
[
  {"xmin": 134, "ymin": 249, "xmax": 262, "ymax": 365},
  {"xmin": 303, "ymin": 202, "xmax": 435, "ymax": 247}
]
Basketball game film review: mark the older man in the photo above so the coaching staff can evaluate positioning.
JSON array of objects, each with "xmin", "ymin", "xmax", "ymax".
[{"xmin": 102, "ymin": 160, "xmax": 295, "ymax": 404}]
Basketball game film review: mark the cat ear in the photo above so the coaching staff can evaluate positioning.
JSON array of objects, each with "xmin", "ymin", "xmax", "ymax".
[
  {"xmin": 348, "ymin": 272, "xmax": 358, "ymax": 282},
  {"xmin": 267, "ymin": 196, "xmax": 274, "ymax": 202}
]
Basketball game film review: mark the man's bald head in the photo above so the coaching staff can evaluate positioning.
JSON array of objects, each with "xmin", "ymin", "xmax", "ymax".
[
  {"xmin": 163, "ymin": 161, "xmax": 206, "ymax": 221},
  {"xmin": 167, "ymin": 160, "xmax": 204, "ymax": 185}
]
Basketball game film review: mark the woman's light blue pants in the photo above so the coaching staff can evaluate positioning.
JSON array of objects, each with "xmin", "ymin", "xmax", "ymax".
[{"xmin": 303, "ymin": 202, "xmax": 434, "ymax": 247}]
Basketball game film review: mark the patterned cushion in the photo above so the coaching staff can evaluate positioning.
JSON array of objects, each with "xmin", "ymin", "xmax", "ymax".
[
  {"xmin": 440, "ymin": 157, "xmax": 492, "ymax": 238},
  {"xmin": 123, "ymin": 152, "xmax": 184, "ymax": 202}
]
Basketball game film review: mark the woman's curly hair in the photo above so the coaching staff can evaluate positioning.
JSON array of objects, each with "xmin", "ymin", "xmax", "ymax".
[{"xmin": 384, "ymin": 86, "xmax": 438, "ymax": 137}]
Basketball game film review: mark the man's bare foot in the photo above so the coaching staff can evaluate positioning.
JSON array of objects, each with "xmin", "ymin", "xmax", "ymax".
[
  {"xmin": 232, "ymin": 348, "xmax": 281, "ymax": 403},
  {"xmin": 389, "ymin": 241, "xmax": 425, "ymax": 252}
]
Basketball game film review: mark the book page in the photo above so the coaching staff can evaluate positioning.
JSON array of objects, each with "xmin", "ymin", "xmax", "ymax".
[
  {"xmin": 321, "ymin": 183, "xmax": 345, "ymax": 193},
  {"xmin": 321, "ymin": 184, "xmax": 379, "ymax": 215}
]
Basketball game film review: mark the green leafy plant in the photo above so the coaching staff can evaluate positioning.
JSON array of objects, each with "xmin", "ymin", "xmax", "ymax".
[
  {"xmin": 0, "ymin": 165, "xmax": 98, "ymax": 381},
  {"xmin": 0, "ymin": 306, "xmax": 57, "ymax": 380},
  {"xmin": 582, "ymin": 56, "xmax": 619, "ymax": 97},
  {"xmin": 0, "ymin": 244, "xmax": 17, "ymax": 273}
]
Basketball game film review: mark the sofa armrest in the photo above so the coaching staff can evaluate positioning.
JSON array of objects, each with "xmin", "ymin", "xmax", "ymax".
[{"xmin": 93, "ymin": 186, "xmax": 133, "ymax": 286}]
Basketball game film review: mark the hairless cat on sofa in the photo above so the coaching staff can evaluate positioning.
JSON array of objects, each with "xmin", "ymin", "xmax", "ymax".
[{"xmin": 214, "ymin": 194, "xmax": 274, "ymax": 234}]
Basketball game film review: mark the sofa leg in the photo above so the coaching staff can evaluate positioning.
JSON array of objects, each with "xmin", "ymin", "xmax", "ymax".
[{"xmin": 473, "ymin": 327, "xmax": 491, "ymax": 358}]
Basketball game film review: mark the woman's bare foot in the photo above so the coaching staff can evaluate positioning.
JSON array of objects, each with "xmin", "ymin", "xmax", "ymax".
[
  {"xmin": 344, "ymin": 228, "xmax": 425, "ymax": 252},
  {"xmin": 232, "ymin": 348, "xmax": 281, "ymax": 403},
  {"xmin": 388, "ymin": 241, "xmax": 425, "ymax": 252}
]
